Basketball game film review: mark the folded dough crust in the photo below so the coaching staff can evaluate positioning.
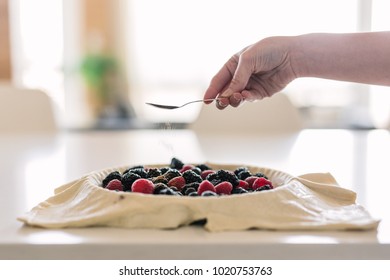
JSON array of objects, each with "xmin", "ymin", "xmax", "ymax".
[{"xmin": 18, "ymin": 163, "xmax": 380, "ymax": 232}]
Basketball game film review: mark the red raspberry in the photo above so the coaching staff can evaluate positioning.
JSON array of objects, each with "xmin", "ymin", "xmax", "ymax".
[
  {"xmin": 237, "ymin": 179, "xmax": 250, "ymax": 190},
  {"xmin": 251, "ymin": 177, "xmax": 273, "ymax": 190},
  {"xmin": 244, "ymin": 176, "xmax": 258, "ymax": 189},
  {"xmin": 168, "ymin": 176, "xmax": 186, "ymax": 191},
  {"xmin": 180, "ymin": 164, "xmax": 196, "ymax": 173},
  {"xmin": 106, "ymin": 179, "xmax": 123, "ymax": 191},
  {"xmin": 215, "ymin": 181, "xmax": 233, "ymax": 195},
  {"xmin": 200, "ymin": 170, "xmax": 215, "ymax": 180},
  {"xmin": 131, "ymin": 178, "xmax": 154, "ymax": 194},
  {"xmin": 197, "ymin": 180, "xmax": 216, "ymax": 195}
]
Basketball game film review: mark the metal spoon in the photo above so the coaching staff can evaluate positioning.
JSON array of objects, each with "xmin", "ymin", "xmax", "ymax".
[{"xmin": 145, "ymin": 98, "xmax": 219, "ymax": 110}]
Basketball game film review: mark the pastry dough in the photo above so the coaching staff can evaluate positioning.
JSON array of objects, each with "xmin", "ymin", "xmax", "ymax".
[{"xmin": 18, "ymin": 163, "xmax": 379, "ymax": 232}]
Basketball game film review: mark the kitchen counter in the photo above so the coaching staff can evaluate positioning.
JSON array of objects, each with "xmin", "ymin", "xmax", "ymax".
[{"xmin": 1, "ymin": 129, "xmax": 389, "ymax": 259}]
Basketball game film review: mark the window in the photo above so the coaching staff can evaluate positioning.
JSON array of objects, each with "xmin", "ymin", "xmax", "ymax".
[{"xmin": 8, "ymin": 0, "xmax": 390, "ymax": 128}]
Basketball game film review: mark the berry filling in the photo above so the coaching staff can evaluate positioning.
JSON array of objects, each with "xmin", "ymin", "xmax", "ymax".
[{"xmin": 101, "ymin": 157, "xmax": 274, "ymax": 196}]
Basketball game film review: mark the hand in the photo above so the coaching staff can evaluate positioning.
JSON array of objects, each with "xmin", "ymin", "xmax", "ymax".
[{"xmin": 204, "ymin": 36, "xmax": 298, "ymax": 109}]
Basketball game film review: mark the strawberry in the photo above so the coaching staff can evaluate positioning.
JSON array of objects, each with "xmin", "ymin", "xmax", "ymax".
[
  {"xmin": 252, "ymin": 177, "xmax": 273, "ymax": 191},
  {"xmin": 106, "ymin": 179, "xmax": 123, "ymax": 191},
  {"xmin": 131, "ymin": 178, "xmax": 154, "ymax": 194},
  {"xmin": 197, "ymin": 180, "xmax": 216, "ymax": 195},
  {"xmin": 168, "ymin": 176, "xmax": 186, "ymax": 191},
  {"xmin": 215, "ymin": 181, "xmax": 233, "ymax": 195}
]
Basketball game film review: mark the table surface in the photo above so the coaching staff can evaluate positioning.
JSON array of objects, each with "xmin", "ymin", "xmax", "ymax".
[{"xmin": 1, "ymin": 128, "xmax": 390, "ymax": 259}]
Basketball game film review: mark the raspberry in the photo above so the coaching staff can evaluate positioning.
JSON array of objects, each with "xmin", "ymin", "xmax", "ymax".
[
  {"xmin": 179, "ymin": 164, "xmax": 196, "ymax": 173},
  {"xmin": 200, "ymin": 169, "xmax": 215, "ymax": 180},
  {"xmin": 215, "ymin": 181, "xmax": 233, "ymax": 195},
  {"xmin": 237, "ymin": 179, "xmax": 250, "ymax": 190},
  {"xmin": 170, "ymin": 157, "xmax": 184, "ymax": 170},
  {"xmin": 251, "ymin": 177, "xmax": 273, "ymax": 191},
  {"xmin": 244, "ymin": 176, "xmax": 259, "ymax": 189},
  {"xmin": 102, "ymin": 171, "xmax": 122, "ymax": 187},
  {"xmin": 197, "ymin": 180, "xmax": 216, "ymax": 195},
  {"xmin": 131, "ymin": 178, "xmax": 154, "ymax": 194},
  {"xmin": 168, "ymin": 176, "xmax": 186, "ymax": 191},
  {"xmin": 106, "ymin": 179, "xmax": 123, "ymax": 191}
]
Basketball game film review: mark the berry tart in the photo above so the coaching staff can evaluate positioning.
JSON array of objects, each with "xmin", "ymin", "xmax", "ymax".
[{"xmin": 18, "ymin": 158, "xmax": 379, "ymax": 232}]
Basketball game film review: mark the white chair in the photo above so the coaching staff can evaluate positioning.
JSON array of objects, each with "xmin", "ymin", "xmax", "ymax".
[
  {"xmin": 189, "ymin": 92, "xmax": 303, "ymax": 135},
  {"xmin": 0, "ymin": 87, "xmax": 57, "ymax": 134}
]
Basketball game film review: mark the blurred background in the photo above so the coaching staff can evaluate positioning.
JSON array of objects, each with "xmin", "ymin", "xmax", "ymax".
[{"xmin": 1, "ymin": 0, "xmax": 389, "ymax": 130}]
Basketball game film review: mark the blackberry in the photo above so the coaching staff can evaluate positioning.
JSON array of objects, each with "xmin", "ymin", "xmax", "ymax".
[
  {"xmin": 121, "ymin": 172, "xmax": 141, "ymax": 191},
  {"xmin": 182, "ymin": 170, "xmax": 202, "ymax": 184},
  {"xmin": 147, "ymin": 168, "xmax": 161, "ymax": 178},
  {"xmin": 159, "ymin": 167, "xmax": 170, "ymax": 174},
  {"xmin": 196, "ymin": 163, "xmax": 212, "ymax": 171},
  {"xmin": 234, "ymin": 167, "xmax": 252, "ymax": 180},
  {"xmin": 153, "ymin": 183, "xmax": 169, "ymax": 194},
  {"xmin": 152, "ymin": 175, "xmax": 168, "ymax": 185},
  {"xmin": 163, "ymin": 169, "xmax": 181, "ymax": 181},
  {"xmin": 130, "ymin": 168, "xmax": 148, "ymax": 178},
  {"xmin": 170, "ymin": 157, "xmax": 184, "ymax": 170},
  {"xmin": 123, "ymin": 165, "xmax": 144, "ymax": 174},
  {"xmin": 206, "ymin": 170, "xmax": 239, "ymax": 187},
  {"xmin": 237, "ymin": 170, "xmax": 252, "ymax": 180},
  {"xmin": 234, "ymin": 167, "xmax": 248, "ymax": 176},
  {"xmin": 191, "ymin": 167, "xmax": 202, "ymax": 175},
  {"xmin": 255, "ymin": 185, "xmax": 272, "ymax": 192},
  {"xmin": 102, "ymin": 171, "xmax": 122, "ymax": 187},
  {"xmin": 253, "ymin": 172, "xmax": 268, "ymax": 179},
  {"xmin": 231, "ymin": 187, "xmax": 249, "ymax": 194}
]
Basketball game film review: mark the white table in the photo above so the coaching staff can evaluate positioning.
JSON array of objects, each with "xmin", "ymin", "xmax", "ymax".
[{"xmin": 1, "ymin": 129, "xmax": 389, "ymax": 259}]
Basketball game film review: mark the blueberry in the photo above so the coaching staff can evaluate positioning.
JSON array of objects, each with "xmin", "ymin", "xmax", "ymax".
[
  {"xmin": 170, "ymin": 157, "xmax": 184, "ymax": 170},
  {"xmin": 201, "ymin": 190, "xmax": 217, "ymax": 196},
  {"xmin": 153, "ymin": 183, "xmax": 169, "ymax": 194}
]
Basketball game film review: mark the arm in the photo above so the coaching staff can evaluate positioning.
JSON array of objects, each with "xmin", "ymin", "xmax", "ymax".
[
  {"xmin": 294, "ymin": 32, "xmax": 390, "ymax": 86},
  {"xmin": 204, "ymin": 32, "xmax": 390, "ymax": 109}
]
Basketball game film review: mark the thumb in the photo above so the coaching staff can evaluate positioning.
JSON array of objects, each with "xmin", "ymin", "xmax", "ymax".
[{"xmin": 220, "ymin": 53, "xmax": 252, "ymax": 98}]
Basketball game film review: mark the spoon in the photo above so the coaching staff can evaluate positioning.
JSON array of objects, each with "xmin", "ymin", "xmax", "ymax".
[{"xmin": 145, "ymin": 98, "xmax": 219, "ymax": 110}]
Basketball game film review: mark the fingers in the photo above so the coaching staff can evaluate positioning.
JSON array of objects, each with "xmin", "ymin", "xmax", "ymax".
[
  {"xmin": 218, "ymin": 52, "xmax": 253, "ymax": 109},
  {"xmin": 203, "ymin": 57, "xmax": 237, "ymax": 104}
]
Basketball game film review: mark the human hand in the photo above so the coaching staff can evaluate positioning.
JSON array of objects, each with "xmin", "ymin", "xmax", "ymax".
[{"xmin": 204, "ymin": 36, "xmax": 298, "ymax": 109}]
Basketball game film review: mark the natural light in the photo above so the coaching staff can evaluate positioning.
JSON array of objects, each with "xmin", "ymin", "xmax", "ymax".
[{"xmin": 8, "ymin": 0, "xmax": 390, "ymax": 128}]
